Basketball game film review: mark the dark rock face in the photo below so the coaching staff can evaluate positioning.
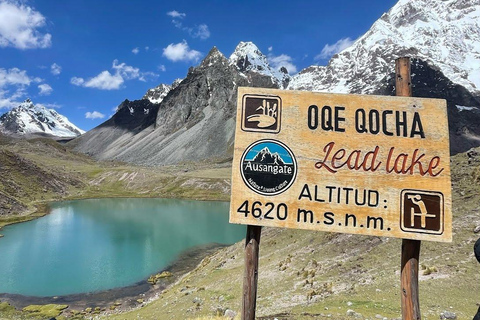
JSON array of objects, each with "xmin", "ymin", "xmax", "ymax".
[
  {"xmin": 72, "ymin": 47, "xmax": 276, "ymax": 165},
  {"xmin": 373, "ymin": 59, "xmax": 480, "ymax": 154},
  {"xmin": 101, "ymin": 99, "xmax": 159, "ymax": 133}
]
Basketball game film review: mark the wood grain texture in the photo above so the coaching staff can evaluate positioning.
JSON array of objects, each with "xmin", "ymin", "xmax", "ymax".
[
  {"xmin": 230, "ymin": 86, "xmax": 452, "ymax": 242},
  {"xmin": 241, "ymin": 225, "xmax": 261, "ymax": 320},
  {"xmin": 397, "ymin": 57, "xmax": 422, "ymax": 320},
  {"xmin": 401, "ymin": 239, "xmax": 421, "ymax": 320}
]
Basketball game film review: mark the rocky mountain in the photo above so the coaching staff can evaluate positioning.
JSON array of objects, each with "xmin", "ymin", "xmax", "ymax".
[
  {"xmin": 142, "ymin": 79, "xmax": 182, "ymax": 104},
  {"xmin": 0, "ymin": 99, "xmax": 84, "ymax": 138},
  {"xmin": 288, "ymin": 0, "xmax": 479, "ymax": 96},
  {"xmin": 287, "ymin": 0, "xmax": 480, "ymax": 153},
  {"xmin": 229, "ymin": 41, "xmax": 290, "ymax": 88},
  {"xmin": 73, "ymin": 0, "xmax": 480, "ymax": 165}
]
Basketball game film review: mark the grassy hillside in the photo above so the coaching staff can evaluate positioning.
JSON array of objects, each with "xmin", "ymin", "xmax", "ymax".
[
  {"xmin": 0, "ymin": 137, "xmax": 231, "ymax": 231},
  {"xmin": 0, "ymin": 137, "xmax": 479, "ymax": 319},
  {"xmin": 101, "ymin": 150, "xmax": 480, "ymax": 320}
]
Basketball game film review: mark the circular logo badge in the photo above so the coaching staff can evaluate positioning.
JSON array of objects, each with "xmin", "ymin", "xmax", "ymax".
[{"xmin": 240, "ymin": 139, "xmax": 297, "ymax": 196}]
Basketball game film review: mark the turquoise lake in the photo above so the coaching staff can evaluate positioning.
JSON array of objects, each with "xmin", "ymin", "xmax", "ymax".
[{"xmin": 0, "ymin": 198, "xmax": 245, "ymax": 297}]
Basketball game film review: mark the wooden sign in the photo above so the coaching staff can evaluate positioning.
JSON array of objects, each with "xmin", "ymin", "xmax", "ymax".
[{"xmin": 230, "ymin": 87, "xmax": 452, "ymax": 242}]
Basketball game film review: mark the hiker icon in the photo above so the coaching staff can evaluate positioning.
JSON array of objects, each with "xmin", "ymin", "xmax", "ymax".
[
  {"xmin": 400, "ymin": 190, "xmax": 444, "ymax": 235},
  {"xmin": 407, "ymin": 194, "xmax": 437, "ymax": 228}
]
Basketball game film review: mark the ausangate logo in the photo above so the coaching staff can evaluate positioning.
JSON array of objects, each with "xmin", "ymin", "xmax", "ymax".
[{"xmin": 240, "ymin": 140, "xmax": 297, "ymax": 196}]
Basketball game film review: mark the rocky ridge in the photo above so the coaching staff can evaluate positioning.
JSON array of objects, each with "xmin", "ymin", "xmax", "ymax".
[{"xmin": 73, "ymin": 0, "xmax": 480, "ymax": 164}]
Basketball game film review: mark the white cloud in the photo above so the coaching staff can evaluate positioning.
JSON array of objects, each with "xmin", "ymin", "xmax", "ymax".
[
  {"xmin": 112, "ymin": 60, "xmax": 140, "ymax": 80},
  {"xmin": 192, "ymin": 24, "xmax": 210, "ymax": 40},
  {"xmin": 0, "ymin": 1, "xmax": 52, "ymax": 49},
  {"xmin": 70, "ymin": 77, "xmax": 84, "ymax": 86},
  {"xmin": 71, "ymin": 60, "xmax": 158, "ymax": 90},
  {"xmin": 0, "ymin": 67, "xmax": 33, "ymax": 87},
  {"xmin": 50, "ymin": 63, "xmax": 61, "ymax": 75},
  {"xmin": 132, "ymin": 47, "xmax": 139, "ymax": 54},
  {"xmin": 158, "ymin": 65, "xmax": 166, "ymax": 72},
  {"xmin": 37, "ymin": 102, "xmax": 61, "ymax": 109},
  {"xmin": 268, "ymin": 46, "xmax": 273, "ymax": 52},
  {"xmin": 315, "ymin": 37, "xmax": 355, "ymax": 60},
  {"xmin": 38, "ymin": 83, "xmax": 52, "ymax": 95},
  {"xmin": 145, "ymin": 46, "xmax": 149, "ymax": 51},
  {"xmin": 0, "ymin": 67, "xmax": 42, "ymax": 108},
  {"xmin": 83, "ymin": 71, "xmax": 124, "ymax": 90},
  {"xmin": 167, "ymin": 10, "xmax": 186, "ymax": 19},
  {"xmin": 163, "ymin": 40, "xmax": 201, "ymax": 62},
  {"xmin": 167, "ymin": 10, "xmax": 209, "ymax": 40},
  {"xmin": 85, "ymin": 111, "xmax": 105, "ymax": 119},
  {"xmin": 71, "ymin": 71, "xmax": 123, "ymax": 90},
  {"xmin": 138, "ymin": 71, "xmax": 158, "ymax": 82},
  {"xmin": 269, "ymin": 54, "xmax": 297, "ymax": 74}
]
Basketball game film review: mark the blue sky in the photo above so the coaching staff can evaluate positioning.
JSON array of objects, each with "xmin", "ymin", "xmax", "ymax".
[{"xmin": 0, "ymin": 0, "xmax": 397, "ymax": 131}]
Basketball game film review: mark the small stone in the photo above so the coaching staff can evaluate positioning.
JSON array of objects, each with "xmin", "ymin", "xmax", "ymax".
[
  {"xmin": 474, "ymin": 225, "xmax": 480, "ymax": 233},
  {"xmin": 218, "ymin": 295, "xmax": 225, "ymax": 302},
  {"xmin": 224, "ymin": 309, "xmax": 237, "ymax": 319},
  {"xmin": 347, "ymin": 309, "xmax": 356, "ymax": 316},
  {"xmin": 136, "ymin": 299, "xmax": 144, "ymax": 304},
  {"xmin": 375, "ymin": 314, "xmax": 383, "ymax": 319},
  {"xmin": 215, "ymin": 307, "xmax": 226, "ymax": 316},
  {"xmin": 440, "ymin": 311, "xmax": 457, "ymax": 320},
  {"xmin": 192, "ymin": 297, "xmax": 202, "ymax": 305},
  {"xmin": 347, "ymin": 301, "xmax": 353, "ymax": 306}
]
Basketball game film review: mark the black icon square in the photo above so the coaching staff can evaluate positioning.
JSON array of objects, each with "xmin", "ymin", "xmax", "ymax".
[
  {"xmin": 241, "ymin": 94, "xmax": 281, "ymax": 134},
  {"xmin": 400, "ymin": 189, "xmax": 444, "ymax": 235}
]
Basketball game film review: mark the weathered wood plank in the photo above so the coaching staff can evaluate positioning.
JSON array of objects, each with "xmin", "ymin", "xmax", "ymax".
[
  {"xmin": 241, "ymin": 225, "xmax": 261, "ymax": 320},
  {"xmin": 230, "ymin": 86, "xmax": 452, "ymax": 242},
  {"xmin": 396, "ymin": 57, "xmax": 422, "ymax": 320}
]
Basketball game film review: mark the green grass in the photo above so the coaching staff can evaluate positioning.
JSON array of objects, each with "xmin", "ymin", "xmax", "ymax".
[{"xmin": 1, "ymin": 139, "xmax": 480, "ymax": 320}]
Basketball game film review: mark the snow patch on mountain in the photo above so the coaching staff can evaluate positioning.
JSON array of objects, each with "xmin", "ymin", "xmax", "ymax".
[
  {"xmin": 289, "ymin": 0, "xmax": 480, "ymax": 96},
  {"xmin": 0, "ymin": 99, "xmax": 84, "ymax": 137},
  {"xmin": 229, "ymin": 41, "xmax": 290, "ymax": 88},
  {"xmin": 142, "ymin": 79, "xmax": 182, "ymax": 104}
]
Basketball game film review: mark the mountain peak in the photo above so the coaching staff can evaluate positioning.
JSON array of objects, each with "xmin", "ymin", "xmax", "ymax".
[
  {"xmin": 0, "ymin": 99, "xmax": 84, "ymax": 138},
  {"xmin": 229, "ymin": 41, "xmax": 291, "ymax": 88},
  {"xmin": 289, "ymin": 0, "xmax": 480, "ymax": 96},
  {"xmin": 142, "ymin": 78, "xmax": 183, "ymax": 105},
  {"xmin": 200, "ymin": 46, "xmax": 227, "ymax": 68},
  {"xmin": 229, "ymin": 41, "xmax": 268, "ymax": 73}
]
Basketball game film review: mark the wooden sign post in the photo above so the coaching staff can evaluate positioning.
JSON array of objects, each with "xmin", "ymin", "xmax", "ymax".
[
  {"xmin": 396, "ymin": 57, "xmax": 422, "ymax": 320},
  {"xmin": 230, "ymin": 58, "xmax": 452, "ymax": 320}
]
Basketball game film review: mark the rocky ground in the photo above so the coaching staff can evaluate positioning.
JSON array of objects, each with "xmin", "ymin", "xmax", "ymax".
[
  {"xmin": 101, "ymin": 148, "xmax": 480, "ymax": 320},
  {"xmin": 0, "ymin": 139, "xmax": 479, "ymax": 319}
]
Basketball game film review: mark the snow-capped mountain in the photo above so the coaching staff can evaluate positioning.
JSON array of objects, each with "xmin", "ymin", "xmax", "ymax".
[
  {"xmin": 142, "ymin": 79, "xmax": 182, "ymax": 104},
  {"xmin": 229, "ymin": 41, "xmax": 290, "ymax": 88},
  {"xmin": 288, "ymin": 0, "xmax": 480, "ymax": 98},
  {"xmin": 252, "ymin": 147, "xmax": 286, "ymax": 165},
  {"xmin": 0, "ymin": 99, "xmax": 84, "ymax": 138},
  {"xmin": 73, "ymin": 0, "xmax": 480, "ymax": 165}
]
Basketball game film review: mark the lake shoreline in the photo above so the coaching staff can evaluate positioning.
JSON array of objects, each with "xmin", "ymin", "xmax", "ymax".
[
  {"xmin": 0, "ymin": 242, "xmax": 227, "ymax": 315},
  {"xmin": 0, "ymin": 193, "xmax": 229, "ymax": 233}
]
